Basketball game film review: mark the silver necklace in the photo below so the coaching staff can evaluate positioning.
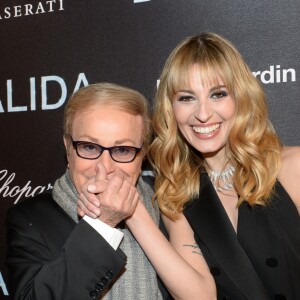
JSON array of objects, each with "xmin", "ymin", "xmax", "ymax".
[{"xmin": 207, "ymin": 165, "xmax": 235, "ymax": 192}]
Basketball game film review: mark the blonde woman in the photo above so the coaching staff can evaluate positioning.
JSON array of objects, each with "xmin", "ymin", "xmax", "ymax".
[{"xmin": 149, "ymin": 32, "xmax": 300, "ymax": 299}]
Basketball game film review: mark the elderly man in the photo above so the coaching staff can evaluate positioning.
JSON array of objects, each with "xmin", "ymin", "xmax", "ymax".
[{"xmin": 6, "ymin": 83, "xmax": 163, "ymax": 299}]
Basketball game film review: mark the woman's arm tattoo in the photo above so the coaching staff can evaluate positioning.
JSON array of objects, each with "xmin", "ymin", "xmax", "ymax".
[{"xmin": 183, "ymin": 243, "xmax": 203, "ymax": 256}]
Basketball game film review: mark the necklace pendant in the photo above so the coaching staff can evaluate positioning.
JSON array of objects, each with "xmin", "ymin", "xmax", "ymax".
[{"xmin": 208, "ymin": 166, "xmax": 235, "ymax": 192}]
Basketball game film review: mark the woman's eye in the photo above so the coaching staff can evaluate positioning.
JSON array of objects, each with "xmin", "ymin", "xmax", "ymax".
[
  {"xmin": 211, "ymin": 91, "xmax": 228, "ymax": 100},
  {"xmin": 178, "ymin": 95, "xmax": 194, "ymax": 102}
]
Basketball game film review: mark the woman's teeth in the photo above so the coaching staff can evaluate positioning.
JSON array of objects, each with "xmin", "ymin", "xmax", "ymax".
[{"xmin": 192, "ymin": 124, "xmax": 220, "ymax": 134}]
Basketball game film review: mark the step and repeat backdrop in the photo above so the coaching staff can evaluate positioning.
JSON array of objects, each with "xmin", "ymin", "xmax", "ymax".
[{"xmin": 0, "ymin": 0, "xmax": 299, "ymax": 298}]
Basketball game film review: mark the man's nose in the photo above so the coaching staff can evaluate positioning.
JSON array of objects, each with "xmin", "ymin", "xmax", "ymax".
[{"xmin": 96, "ymin": 150, "xmax": 116, "ymax": 174}]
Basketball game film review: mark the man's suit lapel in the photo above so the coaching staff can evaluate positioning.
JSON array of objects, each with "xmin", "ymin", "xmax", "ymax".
[{"xmin": 184, "ymin": 173, "xmax": 268, "ymax": 299}]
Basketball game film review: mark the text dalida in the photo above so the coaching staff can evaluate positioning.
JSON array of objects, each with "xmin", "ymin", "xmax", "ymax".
[{"xmin": 0, "ymin": 169, "xmax": 53, "ymax": 204}]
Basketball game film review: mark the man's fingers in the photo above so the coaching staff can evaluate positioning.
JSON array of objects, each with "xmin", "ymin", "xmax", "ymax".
[
  {"xmin": 77, "ymin": 206, "xmax": 85, "ymax": 217},
  {"xmin": 78, "ymin": 199, "xmax": 99, "ymax": 218},
  {"xmin": 86, "ymin": 180, "xmax": 108, "ymax": 197},
  {"xmin": 95, "ymin": 163, "xmax": 108, "ymax": 181},
  {"xmin": 107, "ymin": 170, "xmax": 125, "ymax": 191},
  {"xmin": 78, "ymin": 169, "xmax": 139, "ymax": 226},
  {"xmin": 78, "ymin": 193, "xmax": 101, "ymax": 217}
]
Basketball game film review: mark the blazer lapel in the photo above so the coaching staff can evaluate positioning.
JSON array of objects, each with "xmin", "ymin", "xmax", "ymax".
[{"xmin": 184, "ymin": 173, "xmax": 268, "ymax": 299}]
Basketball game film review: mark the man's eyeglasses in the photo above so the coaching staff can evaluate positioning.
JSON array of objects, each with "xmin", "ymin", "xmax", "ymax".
[{"xmin": 71, "ymin": 137, "xmax": 143, "ymax": 163}]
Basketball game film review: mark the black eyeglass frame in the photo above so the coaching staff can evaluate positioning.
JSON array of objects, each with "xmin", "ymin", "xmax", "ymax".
[{"xmin": 71, "ymin": 137, "xmax": 143, "ymax": 163}]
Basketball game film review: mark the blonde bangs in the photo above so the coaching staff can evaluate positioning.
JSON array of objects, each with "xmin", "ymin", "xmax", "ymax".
[{"xmin": 165, "ymin": 42, "xmax": 235, "ymax": 99}]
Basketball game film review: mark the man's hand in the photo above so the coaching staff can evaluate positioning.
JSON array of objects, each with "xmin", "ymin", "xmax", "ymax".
[{"xmin": 78, "ymin": 163, "xmax": 140, "ymax": 227}]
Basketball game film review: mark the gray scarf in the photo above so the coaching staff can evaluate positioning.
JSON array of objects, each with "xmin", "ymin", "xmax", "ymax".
[{"xmin": 53, "ymin": 170, "xmax": 163, "ymax": 300}]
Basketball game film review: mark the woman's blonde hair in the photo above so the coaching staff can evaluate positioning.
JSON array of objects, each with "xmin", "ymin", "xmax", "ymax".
[
  {"xmin": 64, "ymin": 82, "xmax": 152, "ymax": 155},
  {"xmin": 149, "ymin": 32, "xmax": 282, "ymax": 219}
]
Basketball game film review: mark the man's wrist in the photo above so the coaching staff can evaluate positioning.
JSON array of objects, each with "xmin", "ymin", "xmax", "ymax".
[{"xmin": 83, "ymin": 215, "xmax": 124, "ymax": 250}]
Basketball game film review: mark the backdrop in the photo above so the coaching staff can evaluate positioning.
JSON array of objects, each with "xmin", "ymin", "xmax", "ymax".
[{"xmin": 0, "ymin": 0, "xmax": 299, "ymax": 298}]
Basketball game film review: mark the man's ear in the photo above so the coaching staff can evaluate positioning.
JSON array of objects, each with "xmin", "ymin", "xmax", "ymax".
[{"xmin": 63, "ymin": 135, "xmax": 70, "ymax": 161}]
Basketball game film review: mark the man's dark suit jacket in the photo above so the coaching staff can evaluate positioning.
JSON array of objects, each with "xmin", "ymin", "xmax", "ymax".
[{"xmin": 6, "ymin": 192, "xmax": 127, "ymax": 300}]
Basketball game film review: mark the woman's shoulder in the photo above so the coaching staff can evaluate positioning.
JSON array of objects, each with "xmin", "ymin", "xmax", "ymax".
[
  {"xmin": 281, "ymin": 145, "xmax": 300, "ymax": 159},
  {"xmin": 280, "ymin": 146, "xmax": 300, "ymax": 174}
]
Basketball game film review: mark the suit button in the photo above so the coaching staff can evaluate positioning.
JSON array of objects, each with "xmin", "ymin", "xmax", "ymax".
[
  {"xmin": 95, "ymin": 282, "xmax": 104, "ymax": 292},
  {"xmin": 101, "ymin": 277, "xmax": 109, "ymax": 285},
  {"xmin": 106, "ymin": 270, "xmax": 114, "ymax": 279},
  {"xmin": 90, "ymin": 290, "xmax": 98, "ymax": 299},
  {"xmin": 274, "ymin": 294, "xmax": 286, "ymax": 300},
  {"xmin": 266, "ymin": 258, "xmax": 278, "ymax": 268},
  {"xmin": 210, "ymin": 266, "xmax": 221, "ymax": 276}
]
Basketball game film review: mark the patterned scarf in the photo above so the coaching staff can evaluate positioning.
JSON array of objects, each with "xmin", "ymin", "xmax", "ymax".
[{"xmin": 52, "ymin": 170, "xmax": 163, "ymax": 300}]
